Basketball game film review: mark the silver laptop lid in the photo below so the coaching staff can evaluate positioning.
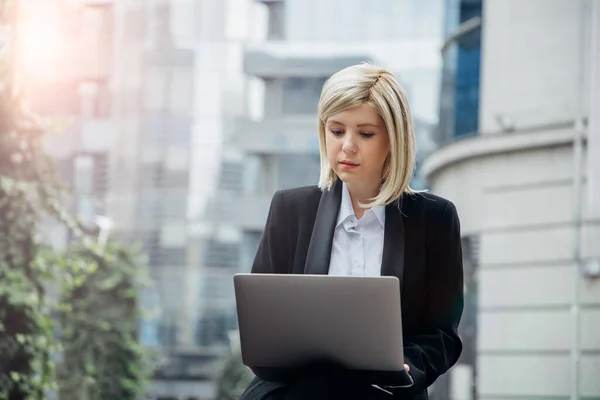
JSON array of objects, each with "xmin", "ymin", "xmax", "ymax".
[{"xmin": 234, "ymin": 273, "xmax": 404, "ymax": 371}]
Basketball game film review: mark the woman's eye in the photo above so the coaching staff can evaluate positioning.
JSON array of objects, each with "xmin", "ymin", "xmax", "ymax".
[
  {"xmin": 360, "ymin": 132, "xmax": 375, "ymax": 138},
  {"xmin": 330, "ymin": 129, "xmax": 344, "ymax": 136}
]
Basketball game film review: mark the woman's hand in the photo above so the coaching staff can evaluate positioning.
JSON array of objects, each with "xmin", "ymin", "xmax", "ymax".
[{"xmin": 404, "ymin": 364, "xmax": 410, "ymax": 373}]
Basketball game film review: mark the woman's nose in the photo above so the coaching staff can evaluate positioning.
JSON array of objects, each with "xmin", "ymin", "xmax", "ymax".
[{"xmin": 342, "ymin": 135, "xmax": 356, "ymax": 153}]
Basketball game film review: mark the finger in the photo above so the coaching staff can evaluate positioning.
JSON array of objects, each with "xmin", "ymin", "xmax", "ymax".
[{"xmin": 404, "ymin": 364, "xmax": 410, "ymax": 372}]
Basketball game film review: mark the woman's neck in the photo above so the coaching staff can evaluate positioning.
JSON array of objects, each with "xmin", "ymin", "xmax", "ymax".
[{"xmin": 346, "ymin": 182, "xmax": 379, "ymax": 219}]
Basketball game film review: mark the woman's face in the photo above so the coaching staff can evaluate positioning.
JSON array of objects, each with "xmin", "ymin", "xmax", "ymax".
[{"xmin": 325, "ymin": 103, "xmax": 390, "ymax": 191}]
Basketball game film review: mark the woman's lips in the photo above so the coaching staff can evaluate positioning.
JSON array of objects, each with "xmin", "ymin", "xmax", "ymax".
[{"xmin": 339, "ymin": 161, "xmax": 359, "ymax": 169}]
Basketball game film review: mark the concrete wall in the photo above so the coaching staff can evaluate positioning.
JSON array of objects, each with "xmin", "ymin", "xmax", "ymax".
[
  {"xmin": 424, "ymin": 129, "xmax": 600, "ymax": 400},
  {"xmin": 479, "ymin": 0, "xmax": 587, "ymax": 133}
]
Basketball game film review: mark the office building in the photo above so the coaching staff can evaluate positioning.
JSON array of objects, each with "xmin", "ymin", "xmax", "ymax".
[
  {"xmin": 423, "ymin": 1, "xmax": 600, "ymax": 399},
  {"xmin": 107, "ymin": 1, "xmax": 264, "ymax": 398}
]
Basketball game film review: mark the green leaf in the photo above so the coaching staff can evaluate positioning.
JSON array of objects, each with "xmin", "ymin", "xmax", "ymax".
[
  {"xmin": 100, "ymin": 321, "xmax": 111, "ymax": 332},
  {"xmin": 15, "ymin": 333, "xmax": 27, "ymax": 344},
  {"xmin": 9, "ymin": 372, "xmax": 20, "ymax": 382},
  {"xmin": 85, "ymin": 262, "xmax": 98, "ymax": 274},
  {"xmin": 73, "ymin": 275, "xmax": 85, "ymax": 287},
  {"xmin": 121, "ymin": 288, "xmax": 137, "ymax": 299},
  {"xmin": 97, "ymin": 274, "xmax": 122, "ymax": 291}
]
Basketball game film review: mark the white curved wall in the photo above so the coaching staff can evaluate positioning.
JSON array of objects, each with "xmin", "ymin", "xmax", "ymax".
[{"xmin": 424, "ymin": 126, "xmax": 600, "ymax": 400}]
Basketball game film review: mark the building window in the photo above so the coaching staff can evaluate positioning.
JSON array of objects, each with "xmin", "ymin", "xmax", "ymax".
[
  {"xmin": 218, "ymin": 161, "xmax": 243, "ymax": 192},
  {"xmin": 161, "ymin": 169, "xmax": 189, "ymax": 188},
  {"xmin": 165, "ymin": 146, "xmax": 190, "ymax": 172},
  {"xmin": 454, "ymin": 27, "xmax": 481, "ymax": 138},
  {"xmin": 195, "ymin": 307, "xmax": 237, "ymax": 347},
  {"xmin": 201, "ymin": 238, "xmax": 240, "ymax": 269},
  {"xmin": 138, "ymin": 162, "xmax": 163, "ymax": 188},
  {"xmin": 241, "ymin": 230, "xmax": 262, "ymax": 272},
  {"xmin": 438, "ymin": 0, "xmax": 482, "ymax": 144},
  {"xmin": 143, "ymin": 66, "xmax": 168, "ymax": 110},
  {"xmin": 139, "ymin": 288, "xmax": 160, "ymax": 348},
  {"xmin": 92, "ymin": 84, "xmax": 111, "ymax": 118},
  {"xmin": 158, "ymin": 318, "xmax": 178, "ymax": 349},
  {"xmin": 158, "ymin": 247, "xmax": 187, "ymax": 266},
  {"xmin": 160, "ymin": 222, "xmax": 187, "ymax": 247},
  {"xmin": 274, "ymin": 154, "xmax": 320, "ymax": 190},
  {"xmin": 74, "ymin": 154, "xmax": 94, "ymax": 193},
  {"xmin": 267, "ymin": 1, "xmax": 285, "ymax": 40},
  {"xmin": 169, "ymin": 0, "xmax": 197, "ymax": 47},
  {"xmin": 257, "ymin": 154, "xmax": 277, "ymax": 194},
  {"xmin": 141, "ymin": 230, "xmax": 161, "ymax": 265},
  {"xmin": 458, "ymin": 234, "xmax": 479, "ymax": 399},
  {"xmin": 161, "ymin": 192, "xmax": 188, "ymax": 219},
  {"xmin": 138, "ymin": 190, "xmax": 160, "ymax": 220},
  {"xmin": 245, "ymin": 154, "xmax": 320, "ymax": 195},
  {"xmin": 142, "ymin": 111, "xmax": 192, "ymax": 148},
  {"xmin": 92, "ymin": 153, "xmax": 108, "ymax": 196},
  {"xmin": 143, "ymin": 66, "xmax": 194, "ymax": 115},
  {"xmin": 169, "ymin": 66, "xmax": 194, "ymax": 114},
  {"xmin": 281, "ymin": 77, "xmax": 326, "ymax": 115}
]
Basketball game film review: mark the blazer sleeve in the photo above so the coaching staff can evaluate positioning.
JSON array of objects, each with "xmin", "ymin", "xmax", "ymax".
[
  {"xmin": 392, "ymin": 200, "xmax": 464, "ymax": 393},
  {"xmin": 251, "ymin": 190, "xmax": 289, "ymax": 274}
]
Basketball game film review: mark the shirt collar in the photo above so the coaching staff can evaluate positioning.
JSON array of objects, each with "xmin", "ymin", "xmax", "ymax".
[{"xmin": 336, "ymin": 182, "xmax": 385, "ymax": 228}]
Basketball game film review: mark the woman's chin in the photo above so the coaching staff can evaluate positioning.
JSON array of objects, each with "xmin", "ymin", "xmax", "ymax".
[
  {"xmin": 335, "ymin": 172, "xmax": 362, "ymax": 185},
  {"xmin": 335, "ymin": 171, "xmax": 352, "ymax": 181}
]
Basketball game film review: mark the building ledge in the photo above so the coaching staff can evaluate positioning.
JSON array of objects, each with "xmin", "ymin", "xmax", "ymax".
[
  {"xmin": 244, "ymin": 43, "xmax": 371, "ymax": 78},
  {"xmin": 422, "ymin": 121, "xmax": 581, "ymax": 179},
  {"xmin": 233, "ymin": 115, "xmax": 318, "ymax": 154}
]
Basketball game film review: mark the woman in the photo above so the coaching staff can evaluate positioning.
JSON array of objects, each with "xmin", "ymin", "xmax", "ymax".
[{"xmin": 240, "ymin": 63, "xmax": 463, "ymax": 399}]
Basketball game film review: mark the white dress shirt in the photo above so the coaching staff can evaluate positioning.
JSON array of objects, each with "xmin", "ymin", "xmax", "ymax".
[
  {"xmin": 327, "ymin": 184, "xmax": 404, "ymax": 394},
  {"xmin": 328, "ymin": 183, "xmax": 385, "ymax": 277}
]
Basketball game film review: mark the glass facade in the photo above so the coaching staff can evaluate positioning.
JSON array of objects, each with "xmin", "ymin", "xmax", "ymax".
[
  {"xmin": 438, "ymin": 0, "xmax": 482, "ymax": 144},
  {"xmin": 285, "ymin": 0, "xmax": 443, "ymax": 42},
  {"xmin": 133, "ymin": 3, "xmax": 201, "ymax": 386}
]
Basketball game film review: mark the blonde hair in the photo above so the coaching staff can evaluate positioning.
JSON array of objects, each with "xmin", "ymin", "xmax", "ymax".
[{"xmin": 317, "ymin": 63, "xmax": 417, "ymax": 207}]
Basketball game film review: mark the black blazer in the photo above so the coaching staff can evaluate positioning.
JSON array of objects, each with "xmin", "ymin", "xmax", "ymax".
[{"xmin": 242, "ymin": 181, "xmax": 464, "ymax": 399}]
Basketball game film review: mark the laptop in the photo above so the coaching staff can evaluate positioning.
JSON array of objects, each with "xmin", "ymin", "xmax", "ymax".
[{"xmin": 233, "ymin": 273, "xmax": 405, "ymax": 372}]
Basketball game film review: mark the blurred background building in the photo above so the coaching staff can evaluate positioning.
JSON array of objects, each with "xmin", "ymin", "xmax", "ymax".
[
  {"xmin": 424, "ymin": 1, "xmax": 600, "ymax": 400},
  {"xmin": 106, "ymin": 0, "xmax": 265, "ymax": 398},
  {"xmin": 125, "ymin": 0, "xmax": 447, "ymax": 398}
]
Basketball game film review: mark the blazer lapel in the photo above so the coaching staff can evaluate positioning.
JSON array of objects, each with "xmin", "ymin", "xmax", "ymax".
[
  {"xmin": 304, "ymin": 180, "xmax": 342, "ymax": 275},
  {"xmin": 381, "ymin": 196, "xmax": 406, "ymax": 291}
]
